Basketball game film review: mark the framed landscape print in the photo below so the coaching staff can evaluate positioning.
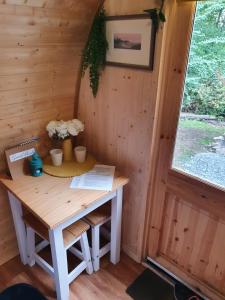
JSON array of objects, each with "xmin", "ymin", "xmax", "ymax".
[{"xmin": 105, "ymin": 14, "xmax": 156, "ymax": 70}]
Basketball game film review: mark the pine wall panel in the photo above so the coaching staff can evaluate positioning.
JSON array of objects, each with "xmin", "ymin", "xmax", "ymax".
[
  {"xmin": 0, "ymin": 0, "xmax": 99, "ymax": 265},
  {"xmin": 78, "ymin": 0, "xmax": 164, "ymax": 261}
]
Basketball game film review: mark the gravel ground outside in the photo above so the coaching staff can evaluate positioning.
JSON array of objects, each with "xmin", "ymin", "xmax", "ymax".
[
  {"xmin": 173, "ymin": 119, "xmax": 225, "ymax": 188},
  {"xmin": 177, "ymin": 153, "xmax": 225, "ymax": 187}
]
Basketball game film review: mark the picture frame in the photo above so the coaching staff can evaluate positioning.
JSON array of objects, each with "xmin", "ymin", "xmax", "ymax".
[{"xmin": 105, "ymin": 14, "xmax": 156, "ymax": 70}]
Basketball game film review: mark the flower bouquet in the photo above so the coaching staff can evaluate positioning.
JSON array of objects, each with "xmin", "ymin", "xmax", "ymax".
[
  {"xmin": 46, "ymin": 119, "xmax": 84, "ymax": 140},
  {"xmin": 46, "ymin": 119, "xmax": 84, "ymax": 161}
]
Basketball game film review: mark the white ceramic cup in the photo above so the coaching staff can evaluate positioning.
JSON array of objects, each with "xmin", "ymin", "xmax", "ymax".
[
  {"xmin": 50, "ymin": 149, "xmax": 63, "ymax": 166},
  {"xmin": 74, "ymin": 146, "xmax": 87, "ymax": 163}
]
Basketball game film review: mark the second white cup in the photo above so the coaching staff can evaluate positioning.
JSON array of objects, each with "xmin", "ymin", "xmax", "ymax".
[
  {"xmin": 50, "ymin": 149, "xmax": 63, "ymax": 166},
  {"xmin": 74, "ymin": 146, "xmax": 87, "ymax": 163}
]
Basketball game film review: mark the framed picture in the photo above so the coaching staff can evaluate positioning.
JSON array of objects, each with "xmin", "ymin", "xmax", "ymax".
[{"xmin": 105, "ymin": 14, "xmax": 156, "ymax": 70}]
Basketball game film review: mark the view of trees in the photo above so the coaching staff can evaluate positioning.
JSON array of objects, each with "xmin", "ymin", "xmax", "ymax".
[{"xmin": 182, "ymin": 1, "xmax": 225, "ymax": 117}]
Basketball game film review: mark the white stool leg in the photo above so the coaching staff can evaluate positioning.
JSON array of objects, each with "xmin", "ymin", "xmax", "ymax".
[
  {"xmin": 92, "ymin": 225, "xmax": 100, "ymax": 272},
  {"xmin": 26, "ymin": 226, "xmax": 35, "ymax": 267},
  {"xmin": 80, "ymin": 232, "xmax": 93, "ymax": 274}
]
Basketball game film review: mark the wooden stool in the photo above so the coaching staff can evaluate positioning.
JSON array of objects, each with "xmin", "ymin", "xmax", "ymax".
[
  {"xmin": 23, "ymin": 214, "xmax": 93, "ymax": 288},
  {"xmin": 84, "ymin": 204, "xmax": 111, "ymax": 271}
]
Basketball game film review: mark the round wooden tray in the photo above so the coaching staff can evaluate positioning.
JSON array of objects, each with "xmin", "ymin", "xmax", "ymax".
[{"xmin": 43, "ymin": 154, "xmax": 96, "ymax": 178}]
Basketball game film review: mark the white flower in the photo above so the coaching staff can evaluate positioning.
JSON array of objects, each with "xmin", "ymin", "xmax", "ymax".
[
  {"xmin": 55, "ymin": 121, "xmax": 69, "ymax": 139},
  {"xmin": 48, "ymin": 129, "xmax": 55, "ymax": 138},
  {"xmin": 46, "ymin": 121, "xmax": 57, "ymax": 133},
  {"xmin": 67, "ymin": 122, "xmax": 79, "ymax": 136},
  {"xmin": 46, "ymin": 121, "xmax": 57, "ymax": 138},
  {"xmin": 46, "ymin": 119, "xmax": 84, "ymax": 139},
  {"xmin": 67, "ymin": 119, "xmax": 84, "ymax": 136},
  {"xmin": 71, "ymin": 119, "xmax": 84, "ymax": 132}
]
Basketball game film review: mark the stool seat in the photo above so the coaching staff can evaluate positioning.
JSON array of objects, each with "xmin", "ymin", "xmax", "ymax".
[
  {"xmin": 23, "ymin": 214, "xmax": 90, "ymax": 247},
  {"xmin": 84, "ymin": 204, "xmax": 111, "ymax": 226},
  {"xmin": 23, "ymin": 212, "xmax": 93, "ymax": 296}
]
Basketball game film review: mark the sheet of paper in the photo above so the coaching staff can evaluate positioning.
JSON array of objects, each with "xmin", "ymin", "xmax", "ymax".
[{"xmin": 70, "ymin": 164, "xmax": 115, "ymax": 191}]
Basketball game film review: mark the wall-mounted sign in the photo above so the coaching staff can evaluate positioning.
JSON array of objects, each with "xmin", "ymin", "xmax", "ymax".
[{"xmin": 5, "ymin": 138, "xmax": 38, "ymax": 179}]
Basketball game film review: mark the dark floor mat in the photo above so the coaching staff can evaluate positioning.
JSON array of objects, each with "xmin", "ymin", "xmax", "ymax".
[
  {"xmin": 0, "ymin": 283, "xmax": 47, "ymax": 300},
  {"xmin": 174, "ymin": 283, "xmax": 203, "ymax": 300},
  {"xmin": 126, "ymin": 269, "xmax": 174, "ymax": 300}
]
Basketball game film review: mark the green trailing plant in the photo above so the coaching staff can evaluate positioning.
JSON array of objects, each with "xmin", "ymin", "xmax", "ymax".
[
  {"xmin": 144, "ymin": 0, "xmax": 166, "ymax": 31},
  {"xmin": 81, "ymin": 8, "xmax": 108, "ymax": 97}
]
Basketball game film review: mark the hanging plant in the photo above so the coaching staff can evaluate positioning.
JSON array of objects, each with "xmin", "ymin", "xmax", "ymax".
[
  {"xmin": 144, "ymin": 0, "xmax": 166, "ymax": 31},
  {"xmin": 81, "ymin": 8, "xmax": 108, "ymax": 97}
]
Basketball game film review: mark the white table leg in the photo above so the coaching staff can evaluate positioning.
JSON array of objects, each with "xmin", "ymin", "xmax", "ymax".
[
  {"xmin": 8, "ymin": 191, "xmax": 27, "ymax": 265},
  {"xmin": 49, "ymin": 227, "xmax": 69, "ymax": 300},
  {"xmin": 26, "ymin": 226, "xmax": 35, "ymax": 267},
  {"xmin": 110, "ymin": 187, "xmax": 123, "ymax": 264}
]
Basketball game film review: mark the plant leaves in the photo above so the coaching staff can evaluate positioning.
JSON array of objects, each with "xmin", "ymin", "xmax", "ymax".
[
  {"xmin": 144, "ymin": 0, "xmax": 166, "ymax": 31},
  {"xmin": 159, "ymin": 11, "xmax": 166, "ymax": 22},
  {"xmin": 81, "ymin": 8, "xmax": 108, "ymax": 97}
]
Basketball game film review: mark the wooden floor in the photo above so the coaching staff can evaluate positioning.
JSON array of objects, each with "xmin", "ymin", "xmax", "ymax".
[{"xmin": 0, "ymin": 252, "xmax": 144, "ymax": 299}]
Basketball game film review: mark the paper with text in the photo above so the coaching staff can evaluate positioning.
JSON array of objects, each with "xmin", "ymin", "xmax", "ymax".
[{"xmin": 70, "ymin": 164, "xmax": 115, "ymax": 191}]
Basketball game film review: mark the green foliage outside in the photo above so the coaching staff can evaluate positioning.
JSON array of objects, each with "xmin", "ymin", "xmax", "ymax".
[
  {"xmin": 179, "ymin": 119, "xmax": 225, "ymax": 136},
  {"xmin": 182, "ymin": 1, "xmax": 225, "ymax": 117}
]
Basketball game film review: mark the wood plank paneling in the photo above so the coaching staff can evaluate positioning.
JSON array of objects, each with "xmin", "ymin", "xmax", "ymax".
[
  {"xmin": 104, "ymin": 0, "xmax": 159, "ymax": 15},
  {"xmin": 145, "ymin": 1, "xmax": 225, "ymax": 299},
  {"xmin": 78, "ymin": 0, "xmax": 165, "ymax": 261},
  {"xmin": 0, "ymin": 0, "xmax": 99, "ymax": 265},
  {"xmin": 158, "ymin": 193, "xmax": 225, "ymax": 299},
  {"xmin": 0, "ymin": 47, "xmax": 81, "ymax": 75},
  {"xmin": 146, "ymin": 0, "xmax": 194, "ymax": 259}
]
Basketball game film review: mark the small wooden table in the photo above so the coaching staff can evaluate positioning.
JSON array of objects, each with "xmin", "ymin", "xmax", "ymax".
[{"xmin": 0, "ymin": 173, "xmax": 128, "ymax": 300}]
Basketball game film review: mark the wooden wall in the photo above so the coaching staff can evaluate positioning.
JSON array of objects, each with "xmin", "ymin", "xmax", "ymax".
[
  {"xmin": 159, "ymin": 188, "xmax": 225, "ymax": 298},
  {"xmin": 0, "ymin": 0, "xmax": 99, "ymax": 265},
  {"xmin": 145, "ymin": 1, "xmax": 225, "ymax": 299},
  {"xmin": 78, "ymin": 0, "xmax": 164, "ymax": 261}
]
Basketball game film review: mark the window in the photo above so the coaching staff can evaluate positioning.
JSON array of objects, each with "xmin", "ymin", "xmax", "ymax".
[{"xmin": 172, "ymin": 0, "xmax": 225, "ymax": 189}]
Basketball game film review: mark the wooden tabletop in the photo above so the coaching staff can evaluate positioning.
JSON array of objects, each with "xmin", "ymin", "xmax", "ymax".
[{"xmin": 0, "ymin": 174, "xmax": 128, "ymax": 229}]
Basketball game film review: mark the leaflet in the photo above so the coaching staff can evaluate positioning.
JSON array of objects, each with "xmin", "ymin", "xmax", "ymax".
[{"xmin": 70, "ymin": 164, "xmax": 115, "ymax": 191}]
